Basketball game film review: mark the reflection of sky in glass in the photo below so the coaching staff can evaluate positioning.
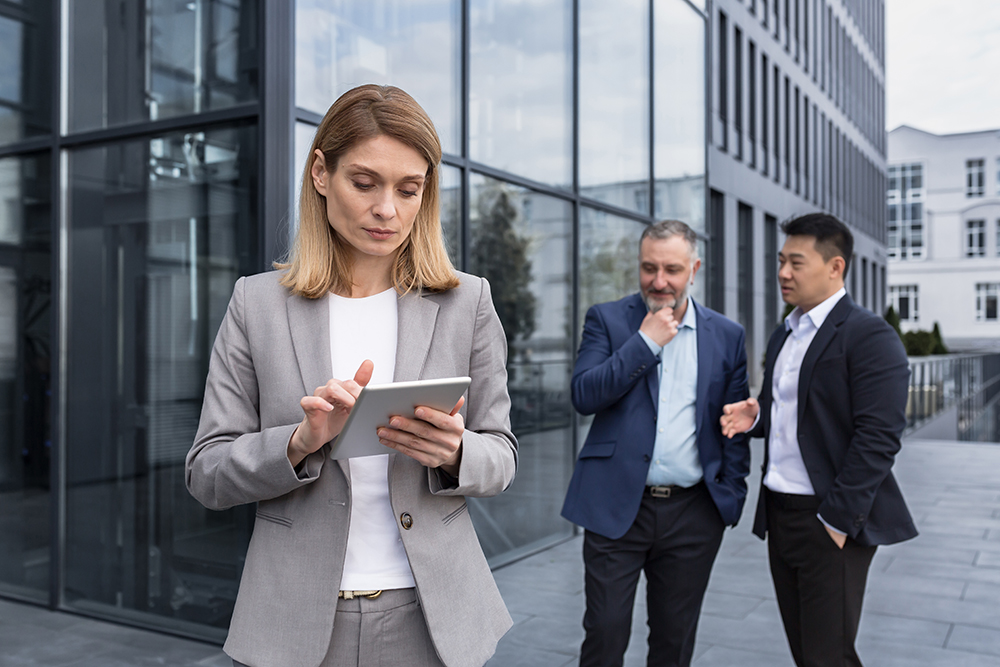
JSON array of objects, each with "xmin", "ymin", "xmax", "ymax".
[
  {"xmin": 0, "ymin": 158, "xmax": 22, "ymax": 245},
  {"xmin": 655, "ymin": 0, "xmax": 705, "ymax": 181},
  {"xmin": 470, "ymin": 0, "xmax": 573, "ymax": 189},
  {"xmin": 654, "ymin": 1, "xmax": 706, "ymax": 234},
  {"xmin": 0, "ymin": 17, "xmax": 22, "ymax": 103},
  {"xmin": 579, "ymin": 0, "xmax": 649, "ymax": 191},
  {"xmin": 295, "ymin": 1, "xmax": 461, "ymax": 155}
]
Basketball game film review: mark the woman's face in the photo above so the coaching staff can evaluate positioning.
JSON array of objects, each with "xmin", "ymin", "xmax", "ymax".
[{"xmin": 311, "ymin": 134, "xmax": 429, "ymax": 265}]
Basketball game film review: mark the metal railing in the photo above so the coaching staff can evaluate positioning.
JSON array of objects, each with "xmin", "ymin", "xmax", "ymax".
[{"xmin": 906, "ymin": 353, "xmax": 1000, "ymax": 441}]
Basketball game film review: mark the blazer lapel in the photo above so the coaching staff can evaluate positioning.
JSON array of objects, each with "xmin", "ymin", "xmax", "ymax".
[
  {"xmin": 797, "ymin": 294, "xmax": 852, "ymax": 424},
  {"xmin": 626, "ymin": 295, "xmax": 659, "ymax": 407},
  {"xmin": 694, "ymin": 302, "xmax": 712, "ymax": 439},
  {"xmin": 394, "ymin": 289, "xmax": 440, "ymax": 382},
  {"xmin": 287, "ymin": 293, "xmax": 332, "ymax": 395},
  {"xmin": 286, "ymin": 294, "xmax": 352, "ymax": 481}
]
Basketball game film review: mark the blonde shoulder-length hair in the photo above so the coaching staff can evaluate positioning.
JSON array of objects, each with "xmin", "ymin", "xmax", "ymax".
[{"xmin": 276, "ymin": 84, "xmax": 459, "ymax": 298}]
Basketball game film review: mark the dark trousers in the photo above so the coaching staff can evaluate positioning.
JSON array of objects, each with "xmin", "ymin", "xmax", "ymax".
[
  {"xmin": 580, "ymin": 482, "xmax": 725, "ymax": 667},
  {"xmin": 765, "ymin": 489, "xmax": 877, "ymax": 667}
]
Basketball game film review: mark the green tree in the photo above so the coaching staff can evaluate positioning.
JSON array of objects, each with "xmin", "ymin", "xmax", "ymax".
[
  {"xmin": 931, "ymin": 322, "xmax": 948, "ymax": 355},
  {"xmin": 470, "ymin": 185, "xmax": 536, "ymax": 350},
  {"xmin": 902, "ymin": 329, "xmax": 934, "ymax": 356},
  {"xmin": 884, "ymin": 305, "xmax": 903, "ymax": 341}
]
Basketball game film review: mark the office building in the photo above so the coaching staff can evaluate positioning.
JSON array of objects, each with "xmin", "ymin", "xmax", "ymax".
[
  {"xmin": 887, "ymin": 125, "xmax": 1000, "ymax": 351},
  {"xmin": 710, "ymin": 0, "xmax": 888, "ymax": 381},
  {"xmin": 0, "ymin": 0, "xmax": 708, "ymax": 641}
]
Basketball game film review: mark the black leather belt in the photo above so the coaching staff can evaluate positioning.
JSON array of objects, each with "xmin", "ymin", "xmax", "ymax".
[{"xmin": 645, "ymin": 482, "xmax": 701, "ymax": 498}]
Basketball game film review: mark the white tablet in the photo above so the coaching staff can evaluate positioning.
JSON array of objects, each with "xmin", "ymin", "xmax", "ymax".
[{"xmin": 329, "ymin": 376, "xmax": 472, "ymax": 460}]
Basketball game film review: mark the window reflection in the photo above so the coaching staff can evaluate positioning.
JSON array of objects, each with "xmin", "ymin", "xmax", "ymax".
[
  {"xmin": 655, "ymin": 0, "xmax": 707, "ymax": 234},
  {"xmin": 296, "ymin": 0, "xmax": 461, "ymax": 156},
  {"xmin": 579, "ymin": 0, "xmax": 650, "ymax": 214},
  {"xmin": 0, "ymin": 153, "xmax": 51, "ymax": 601},
  {"xmin": 64, "ymin": 125, "xmax": 257, "ymax": 635},
  {"xmin": 439, "ymin": 165, "xmax": 461, "ymax": 265},
  {"xmin": 576, "ymin": 207, "xmax": 644, "ymax": 448},
  {"xmin": 470, "ymin": 0, "xmax": 573, "ymax": 188},
  {"xmin": 468, "ymin": 174, "xmax": 574, "ymax": 562},
  {"xmin": 68, "ymin": 0, "xmax": 257, "ymax": 132},
  {"xmin": 0, "ymin": 3, "xmax": 53, "ymax": 145}
]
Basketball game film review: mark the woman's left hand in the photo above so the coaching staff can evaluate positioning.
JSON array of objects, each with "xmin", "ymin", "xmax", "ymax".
[{"xmin": 378, "ymin": 397, "xmax": 465, "ymax": 476}]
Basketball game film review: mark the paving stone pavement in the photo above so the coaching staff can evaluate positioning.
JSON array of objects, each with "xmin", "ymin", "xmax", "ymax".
[{"xmin": 3, "ymin": 437, "xmax": 1000, "ymax": 666}]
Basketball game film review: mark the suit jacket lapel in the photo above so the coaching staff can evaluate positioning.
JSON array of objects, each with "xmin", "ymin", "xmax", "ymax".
[
  {"xmin": 694, "ymin": 302, "xmax": 712, "ymax": 439},
  {"xmin": 394, "ymin": 289, "xmax": 440, "ymax": 382},
  {"xmin": 627, "ymin": 295, "xmax": 659, "ymax": 407},
  {"xmin": 286, "ymin": 294, "xmax": 353, "ymax": 481},
  {"xmin": 287, "ymin": 293, "xmax": 332, "ymax": 396},
  {"xmin": 797, "ymin": 294, "xmax": 852, "ymax": 424}
]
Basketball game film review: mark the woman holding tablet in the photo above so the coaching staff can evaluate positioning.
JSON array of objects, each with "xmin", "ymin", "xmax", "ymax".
[{"xmin": 186, "ymin": 84, "xmax": 517, "ymax": 667}]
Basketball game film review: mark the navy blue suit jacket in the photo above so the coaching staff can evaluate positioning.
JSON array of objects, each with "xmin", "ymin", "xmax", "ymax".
[
  {"xmin": 750, "ymin": 294, "xmax": 917, "ymax": 546},
  {"xmin": 561, "ymin": 293, "xmax": 751, "ymax": 540}
]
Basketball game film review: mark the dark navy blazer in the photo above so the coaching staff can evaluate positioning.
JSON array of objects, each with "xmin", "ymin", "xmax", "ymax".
[
  {"xmin": 750, "ymin": 293, "xmax": 918, "ymax": 547},
  {"xmin": 561, "ymin": 293, "xmax": 751, "ymax": 540}
]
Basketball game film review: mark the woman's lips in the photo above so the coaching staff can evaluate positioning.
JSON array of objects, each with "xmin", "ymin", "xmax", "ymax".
[{"xmin": 364, "ymin": 228, "xmax": 395, "ymax": 240}]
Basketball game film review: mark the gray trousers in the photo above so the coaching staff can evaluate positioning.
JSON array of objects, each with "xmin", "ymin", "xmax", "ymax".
[{"xmin": 232, "ymin": 588, "xmax": 445, "ymax": 667}]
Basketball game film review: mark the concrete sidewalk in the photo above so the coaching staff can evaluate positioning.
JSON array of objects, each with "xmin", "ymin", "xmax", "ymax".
[{"xmin": 3, "ymin": 437, "xmax": 1000, "ymax": 666}]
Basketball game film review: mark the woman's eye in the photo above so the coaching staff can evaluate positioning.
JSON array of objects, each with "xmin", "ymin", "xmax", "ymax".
[
  {"xmin": 352, "ymin": 181, "xmax": 374, "ymax": 191},
  {"xmin": 400, "ymin": 189, "xmax": 419, "ymax": 198}
]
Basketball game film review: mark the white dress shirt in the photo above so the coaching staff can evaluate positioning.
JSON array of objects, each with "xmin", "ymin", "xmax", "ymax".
[{"xmin": 763, "ymin": 287, "xmax": 846, "ymax": 496}]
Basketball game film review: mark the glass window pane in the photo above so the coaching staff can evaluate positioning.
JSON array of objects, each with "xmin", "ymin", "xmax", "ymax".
[
  {"xmin": 439, "ymin": 164, "xmax": 461, "ymax": 266},
  {"xmin": 654, "ymin": 0, "xmax": 707, "ymax": 233},
  {"xmin": 64, "ymin": 124, "xmax": 258, "ymax": 635},
  {"xmin": 295, "ymin": 1, "xmax": 461, "ymax": 156},
  {"xmin": 470, "ymin": 0, "xmax": 573, "ymax": 188},
  {"xmin": 579, "ymin": 0, "xmax": 650, "ymax": 214},
  {"xmin": 68, "ymin": 0, "xmax": 258, "ymax": 132},
  {"xmin": 0, "ymin": 152, "xmax": 52, "ymax": 601},
  {"xmin": 0, "ymin": 5, "xmax": 53, "ymax": 145},
  {"xmin": 468, "ymin": 174, "xmax": 574, "ymax": 561}
]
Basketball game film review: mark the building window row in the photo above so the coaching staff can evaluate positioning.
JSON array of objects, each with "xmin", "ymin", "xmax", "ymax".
[
  {"xmin": 718, "ymin": 12, "xmax": 886, "ymax": 241},
  {"xmin": 895, "ymin": 283, "xmax": 1000, "ymax": 323},
  {"xmin": 739, "ymin": 0, "xmax": 884, "ymax": 154}
]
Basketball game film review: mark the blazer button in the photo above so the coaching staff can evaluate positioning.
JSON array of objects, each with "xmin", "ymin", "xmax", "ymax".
[
  {"xmin": 643, "ymin": 454, "xmax": 651, "ymax": 462},
  {"xmin": 400, "ymin": 513, "xmax": 413, "ymax": 530}
]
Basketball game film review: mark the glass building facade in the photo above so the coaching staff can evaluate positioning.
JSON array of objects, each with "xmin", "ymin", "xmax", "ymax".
[{"xmin": 0, "ymin": 0, "xmax": 708, "ymax": 641}]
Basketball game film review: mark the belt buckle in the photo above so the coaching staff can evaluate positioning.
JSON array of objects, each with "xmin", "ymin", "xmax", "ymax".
[{"xmin": 649, "ymin": 485, "xmax": 673, "ymax": 499}]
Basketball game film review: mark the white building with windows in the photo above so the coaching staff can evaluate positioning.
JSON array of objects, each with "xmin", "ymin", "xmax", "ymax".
[{"xmin": 887, "ymin": 125, "xmax": 1000, "ymax": 351}]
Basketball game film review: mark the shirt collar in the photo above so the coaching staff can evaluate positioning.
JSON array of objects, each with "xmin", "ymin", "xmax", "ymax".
[
  {"xmin": 785, "ymin": 287, "xmax": 846, "ymax": 334},
  {"xmin": 679, "ymin": 297, "xmax": 697, "ymax": 330}
]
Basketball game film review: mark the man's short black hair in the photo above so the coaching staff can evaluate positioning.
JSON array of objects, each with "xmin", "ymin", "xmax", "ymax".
[{"xmin": 781, "ymin": 212, "xmax": 854, "ymax": 275}]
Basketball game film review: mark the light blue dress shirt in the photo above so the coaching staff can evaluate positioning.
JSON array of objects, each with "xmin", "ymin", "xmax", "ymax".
[{"xmin": 638, "ymin": 297, "xmax": 702, "ymax": 488}]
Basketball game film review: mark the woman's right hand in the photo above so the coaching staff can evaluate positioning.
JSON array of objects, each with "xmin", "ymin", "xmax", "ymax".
[{"xmin": 287, "ymin": 360, "xmax": 374, "ymax": 467}]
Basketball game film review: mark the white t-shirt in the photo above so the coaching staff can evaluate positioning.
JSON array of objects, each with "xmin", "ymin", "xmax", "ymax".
[{"xmin": 329, "ymin": 288, "xmax": 415, "ymax": 591}]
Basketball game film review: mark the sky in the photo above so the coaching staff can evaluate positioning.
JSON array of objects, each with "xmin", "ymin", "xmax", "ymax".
[{"xmin": 885, "ymin": 0, "xmax": 1000, "ymax": 134}]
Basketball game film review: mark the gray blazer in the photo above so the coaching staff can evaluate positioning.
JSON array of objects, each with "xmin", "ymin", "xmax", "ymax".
[{"xmin": 186, "ymin": 270, "xmax": 517, "ymax": 667}]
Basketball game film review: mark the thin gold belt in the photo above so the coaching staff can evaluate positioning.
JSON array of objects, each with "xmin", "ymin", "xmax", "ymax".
[{"xmin": 338, "ymin": 589, "xmax": 382, "ymax": 600}]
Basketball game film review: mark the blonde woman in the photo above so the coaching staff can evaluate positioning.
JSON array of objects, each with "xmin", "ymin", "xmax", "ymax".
[{"xmin": 186, "ymin": 85, "xmax": 516, "ymax": 667}]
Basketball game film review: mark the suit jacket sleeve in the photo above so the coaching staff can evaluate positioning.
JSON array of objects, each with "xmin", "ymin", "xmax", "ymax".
[
  {"xmin": 186, "ymin": 277, "xmax": 324, "ymax": 511},
  {"xmin": 818, "ymin": 318, "xmax": 910, "ymax": 537},
  {"xmin": 429, "ymin": 277, "xmax": 518, "ymax": 498},
  {"xmin": 571, "ymin": 304, "xmax": 659, "ymax": 415}
]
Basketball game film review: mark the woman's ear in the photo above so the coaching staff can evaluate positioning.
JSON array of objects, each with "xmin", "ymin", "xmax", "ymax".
[{"xmin": 311, "ymin": 149, "xmax": 329, "ymax": 195}]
